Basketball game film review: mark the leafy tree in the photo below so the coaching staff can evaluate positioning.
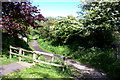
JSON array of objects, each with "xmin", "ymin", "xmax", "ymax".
[
  {"xmin": 77, "ymin": 1, "xmax": 120, "ymax": 48},
  {"xmin": 1, "ymin": 1, "xmax": 47, "ymax": 38},
  {"xmin": 48, "ymin": 16, "xmax": 84, "ymax": 44},
  {"xmin": 79, "ymin": 1, "xmax": 120, "ymax": 31},
  {"xmin": 45, "ymin": 17, "xmax": 57, "ymax": 26},
  {"xmin": 35, "ymin": 16, "xmax": 84, "ymax": 44},
  {"xmin": 34, "ymin": 17, "xmax": 57, "ymax": 38}
]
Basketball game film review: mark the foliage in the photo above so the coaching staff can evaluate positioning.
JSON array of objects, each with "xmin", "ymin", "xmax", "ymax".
[
  {"xmin": 0, "ymin": 56, "xmax": 18, "ymax": 65},
  {"xmin": 36, "ymin": 16, "xmax": 85, "ymax": 44},
  {"xmin": 28, "ymin": 34, "xmax": 33, "ymax": 42},
  {"xmin": 79, "ymin": 1, "xmax": 120, "ymax": 31},
  {"xmin": 36, "ymin": 38, "xmax": 70, "ymax": 56},
  {"xmin": 36, "ymin": 37, "xmax": 120, "ymax": 80},
  {"xmin": 2, "ymin": 32, "xmax": 32, "ymax": 57},
  {"xmin": 51, "ymin": 16, "xmax": 84, "ymax": 44},
  {"xmin": 1, "ymin": 1, "xmax": 47, "ymax": 38},
  {"xmin": 35, "ymin": 17, "xmax": 57, "ymax": 39},
  {"xmin": 76, "ymin": 1, "xmax": 120, "ymax": 48},
  {"xmin": 36, "ymin": 17, "xmax": 57, "ymax": 27},
  {"xmin": 36, "ymin": 14, "xmax": 115, "ymax": 48}
]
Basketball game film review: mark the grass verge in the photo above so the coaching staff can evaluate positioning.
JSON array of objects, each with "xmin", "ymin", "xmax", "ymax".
[
  {"xmin": 2, "ymin": 63, "xmax": 73, "ymax": 78},
  {"xmin": 36, "ymin": 37, "xmax": 120, "ymax": 80}
]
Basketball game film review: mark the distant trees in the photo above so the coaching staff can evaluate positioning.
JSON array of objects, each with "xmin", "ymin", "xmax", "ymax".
[
  {"xmin": 36, "ymin": 16, "xmax": 84, "ymax": 44},
  {"xmin": 1, "ymin": 1, "xmax": 47, "ymax": 38},
  {"xmin": 50, "ymin": 16, "xmax": 84, "ymax": 44}
]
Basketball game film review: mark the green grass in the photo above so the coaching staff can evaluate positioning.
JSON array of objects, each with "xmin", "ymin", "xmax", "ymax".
[
  {"xmin": 1, "ymin": 32, "xmax": 75, "ymax": 78},
  {"xmin": 0, "ymin": 56, "xmax": 18, "ymax": 65},
  {"xmin": 36, "ymin": 36, "xmax": 120, "ymax": 80},
  {"xmin": 36, "ymin": 38, "xmax": 70, "ymax": 57},
  {"xmin": 28, "ymin": 34, "xmax": 33, "ymax": 42},
  {"xmin": 2, "ymin": 63, "xmax": 73, "ymax": 78},
  {"xmin": 1, "ymin": 54, "xmax": 75, "ymax": 78}
]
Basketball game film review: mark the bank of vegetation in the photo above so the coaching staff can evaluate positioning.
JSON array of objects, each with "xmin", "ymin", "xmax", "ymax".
[{"xmin": 32, "ymin": 2, "xmax": 120, "ymax": 79}]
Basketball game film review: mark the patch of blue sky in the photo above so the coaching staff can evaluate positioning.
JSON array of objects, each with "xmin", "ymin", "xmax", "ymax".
[{"xmin": 31, "ymin": 0, "xmax": 82, "ymax": 18}]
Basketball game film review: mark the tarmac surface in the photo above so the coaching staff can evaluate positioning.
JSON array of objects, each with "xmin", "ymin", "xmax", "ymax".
[{"xmin": 0, "ymin": 63, "xmax": 25, "ymax": 76}]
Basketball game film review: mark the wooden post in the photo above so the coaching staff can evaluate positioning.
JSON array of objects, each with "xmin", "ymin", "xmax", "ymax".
[
  {"xmin": 38, "ymin": 54, "xmax": 41, "ymax": 60},
  {"xmin": 115, "ymin": 47, "xmax": 118, "ymax": 60},
  {"xmin": 62, "ymin": 54, "xmax": 65, "ymax": 72},
  {"xmin": 23, "ymin": 51, "xmax": 25, "ymax": 56},
  {"xmin": 33, "ymin": 52, "xmax": 36, "ymax": 65},
  {"xmin": 19, "ymin": 48, "xmax": 22, "ymax": 63},
  {"xmin": 52, "ymin": 56, "xmax": 54, "ymax": 62},
  {"xmin": 111, "ymin": 43, "xmax": 119, "ymax": 60},
  {"xmin": 10, "ymin": 46, "xmax": 12, "ymax": 59}
]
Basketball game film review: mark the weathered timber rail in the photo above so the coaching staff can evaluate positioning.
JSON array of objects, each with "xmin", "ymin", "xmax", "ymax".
[{"xmin": 10, "ymin": 45, "xmax": 66, "ymax": 71}]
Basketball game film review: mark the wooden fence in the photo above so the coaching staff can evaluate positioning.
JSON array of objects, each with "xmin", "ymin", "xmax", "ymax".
[{"xmin": 10, "ymin": 45, "xmax": 66, "ymax": 71}]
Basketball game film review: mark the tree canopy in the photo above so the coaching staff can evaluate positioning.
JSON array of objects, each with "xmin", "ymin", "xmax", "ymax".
[
  {"xmin": 78, "ymin": 1, "xmax": 120, "ymax": 31},
  {"xmin": 1, "ymin": 1, "xmax": 47, "ymax": 37}
]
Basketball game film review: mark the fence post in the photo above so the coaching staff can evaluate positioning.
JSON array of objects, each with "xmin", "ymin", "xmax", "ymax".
[
  {"xmin": 62, "ymin": 54, "xmax": 66, "ymax": 72},
  {"xmin": 23, "ymin": 51, "xmax": 25, "ymax": 56},
  {"xmin": 52, "ymin": 56, "xmax": 54, "ymax": 62},
  {"xmin": 38, "ymin": 54, "xmax": 41, "ymax": 60},
  {"xmin": 33, "ymin": 52, "xmax": 36, "ymax": 65},
  {"xmin": 10, "ymin": 46, "xmax": 12, "ymax": 59},
  {"xmin": 115, "ymin": 47, "xmax": 119, "ymax": 60},
  {"xmin": 19, "ymin": 48, "xmax": 22, "ymax": 63}
]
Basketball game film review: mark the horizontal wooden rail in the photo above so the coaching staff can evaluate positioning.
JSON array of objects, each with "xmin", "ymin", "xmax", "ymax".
[
  {"xmin": 33, "ymin": 51, "xmax": 54, "ymax": 57},
  {"xmin": 10, "ymin": 46, "xmax": 64, "ymax": 58},
  {"xmin": 9, "ymin": 45, "xmax": 66, "ymax": 69},
  {"xmin": 10, "ymin": 46, "xmax": 33, "ymax": 53},
  {"xmin": 22, "ymin": 49, "xmax": 33, "ymax": 53},
  {"xmin": 10, "ymin": 46, "xmax": 19, "ymax": 50},
  {"xmin": 34, "ymin": 60, "xmax": 64, "ymax": 67},
  {"xmin": 10, "ymin": 52, "xmax": 33, "ymax": 60},
  {"xmin": 54, "ymin": 54, "xmax": 64, "ymax": 58}
]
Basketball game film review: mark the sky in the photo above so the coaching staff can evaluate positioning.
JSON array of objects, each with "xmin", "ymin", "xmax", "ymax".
[{"xmin": 31, "ymin": 0, "xmax": 81, "ymax": 18}]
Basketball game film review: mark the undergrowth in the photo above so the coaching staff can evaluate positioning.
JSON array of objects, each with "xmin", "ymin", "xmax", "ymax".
[{"xmin": 36, "ymin": 36, "xmax": 120, "ymax": 80}]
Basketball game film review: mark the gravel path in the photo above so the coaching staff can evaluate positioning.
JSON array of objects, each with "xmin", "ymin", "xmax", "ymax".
[{"xmin": 29, "ymin": 36, "xmax": 112, "ymax": 80}]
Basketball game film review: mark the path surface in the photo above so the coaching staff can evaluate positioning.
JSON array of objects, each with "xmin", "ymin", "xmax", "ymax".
[
  {"xmin": 0, "ymin": 62, "xmax": 33, "ymax": 76},
  {"xmin": 29, "ymin": 37, "xmax": 57, "ymax": 61},
  {"xmin": 0, "ymin": 63, "xmax": 25, "ymax": 76},
  {"xmin": 29, "ymin": 36, "xmax": 112, "ymax": 80}
]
